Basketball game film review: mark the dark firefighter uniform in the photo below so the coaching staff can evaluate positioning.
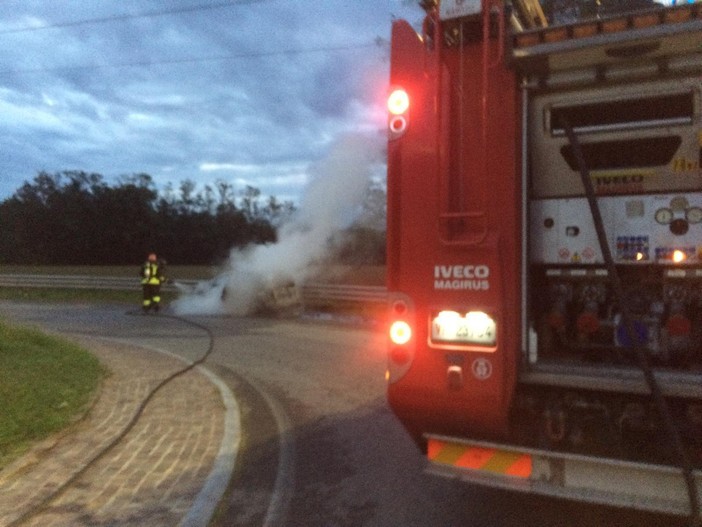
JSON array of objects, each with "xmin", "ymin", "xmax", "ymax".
[{"xmin": 141, "ymin": 253, "xmax": 166, "ymax": 313}]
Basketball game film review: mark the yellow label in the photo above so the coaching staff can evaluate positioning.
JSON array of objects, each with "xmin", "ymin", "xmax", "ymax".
[{"xmin": 672, "ymin": 157, "xmax": 699, "ymax": 172}]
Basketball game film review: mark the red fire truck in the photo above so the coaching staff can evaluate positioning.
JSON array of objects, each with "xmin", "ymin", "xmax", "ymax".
[{"xmin": 386, "ymin": 0, "xmax": 702, "ymax": 519}]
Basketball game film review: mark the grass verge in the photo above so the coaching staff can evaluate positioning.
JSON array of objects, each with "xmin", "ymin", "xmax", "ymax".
[
  {"xmin": 0, "ymin": 320, "xmax": 106, "ymax": 469},
  {"xmin": 0, "ymin": 265, "xmax": 384, "ymax": 469}
]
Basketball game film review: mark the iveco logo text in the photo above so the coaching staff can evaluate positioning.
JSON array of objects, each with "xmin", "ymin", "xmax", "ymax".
[{"xmin": 434, "ymin": 265, "xmax": 490, "ymax": 290}]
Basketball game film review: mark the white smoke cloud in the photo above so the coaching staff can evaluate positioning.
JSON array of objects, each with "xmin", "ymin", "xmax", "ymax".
[{"xmin": 172, "ymin": 133, "xmax": 382, "ymax": 315}]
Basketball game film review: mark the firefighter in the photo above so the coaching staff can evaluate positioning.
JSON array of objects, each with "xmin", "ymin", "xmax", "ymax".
[{"xmin": 140, "ymin": 252, "xmax": 166, "ymax": 313}]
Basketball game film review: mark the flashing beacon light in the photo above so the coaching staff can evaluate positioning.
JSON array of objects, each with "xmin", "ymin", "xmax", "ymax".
[{"xmin": 388, "ymin": 87, "xmax": 409, "ymax": 137}]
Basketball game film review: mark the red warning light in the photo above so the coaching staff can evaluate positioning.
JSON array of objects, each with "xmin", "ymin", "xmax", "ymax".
[
  {"xmin": 390, "ymin": 320, "xmax": 412, "ymax": 345},
  {"xmin": 388, "ymin": 88, "xmax": 410, "ymax": 115}
]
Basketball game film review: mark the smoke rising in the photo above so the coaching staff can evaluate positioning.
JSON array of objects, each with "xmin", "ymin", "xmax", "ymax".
[{"xmin": 172, "ymin": 133, "xmax": 382, "ymax": 315}]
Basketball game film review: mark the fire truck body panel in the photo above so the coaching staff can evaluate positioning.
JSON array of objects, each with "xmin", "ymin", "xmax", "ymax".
[
  {"xmin": 529, "ymin": 192, "xmax": 702, "ymax": 266},
  {"xmin": 386, "ymin": 0, "xmax": 702, "ymax": 517},
  {"xmin": 387, "ymin": 14, "xmax": 521, "ymax": 440},
  {"xmin": 530, "ymin": 79, "xmax": 702, "ymax": 201},
  {"xmin": 425, "ymin": 434, "xmax": 702, "ymax": 515}
]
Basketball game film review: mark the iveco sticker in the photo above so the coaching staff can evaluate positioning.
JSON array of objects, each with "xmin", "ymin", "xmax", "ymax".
[
  {"xmin": 592, "ymin": 174, "xmax": 644, "ymax": 195},
  {"xmin": 672, "ymin": 157, "xmax": 700, "ymax": 172},
  {"xmin": 434, "ymin": 264, "xmax": 490, "ymax": 290},
  {"xmin": 471, "ymin": 358, "xmax": 492, "ymax": 380}
]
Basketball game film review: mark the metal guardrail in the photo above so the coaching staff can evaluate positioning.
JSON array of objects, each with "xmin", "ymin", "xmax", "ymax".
[
  {"xmin": 0, "ymin": 274, "xmax": 388, "ymax": 304},
  {"xmin": 0, "ymin": 274, "xmax": 192, "ymax": 292},
  {"xmin": 301, "ymin": 283, "xmax": 387, "ymax": 304}
]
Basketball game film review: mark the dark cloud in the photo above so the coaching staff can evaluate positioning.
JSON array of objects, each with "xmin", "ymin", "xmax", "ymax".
[{"xmin": 0, "ymin": 0, "xmax": 422, "ymax": 202}]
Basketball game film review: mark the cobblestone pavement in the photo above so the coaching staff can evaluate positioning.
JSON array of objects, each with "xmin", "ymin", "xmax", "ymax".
[{"xmin": 0, "ymin": 338, "xmax": 237, "ymax": 527}]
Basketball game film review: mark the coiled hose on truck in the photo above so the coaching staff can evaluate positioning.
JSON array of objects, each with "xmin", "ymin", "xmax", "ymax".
[{"xmin": 560, "ymin": 118, "xmax": 700, "ymax": 526}]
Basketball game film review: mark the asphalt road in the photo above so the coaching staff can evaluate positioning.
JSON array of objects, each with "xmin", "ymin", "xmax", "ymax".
[{"xmin": 0, "ymin": 302, "xmax": 689, "ymax": 527}]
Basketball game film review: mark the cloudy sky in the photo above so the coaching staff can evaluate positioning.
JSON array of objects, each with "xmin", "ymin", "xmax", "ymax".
[{"xmin": 0, "ymin": 0, "xmax": 423, "ymax": 203}]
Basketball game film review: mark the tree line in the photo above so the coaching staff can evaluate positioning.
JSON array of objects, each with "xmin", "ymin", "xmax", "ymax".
[
  {"xmin": 0, "ymin": 170, "xmax": 386, "ymax": 266},
  {"xmin": 0, "ymin": 171, "xmax": 294, "ymax": 265}
]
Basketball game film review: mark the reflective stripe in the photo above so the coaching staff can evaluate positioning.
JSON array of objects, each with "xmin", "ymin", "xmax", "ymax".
[
  {"xmin": 142, "ymin": 263, "xmax": 162, "ymax": 285},
  {"xmin": 428, "ymin": 438, "xmax": 532, "ymax": 479}
]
